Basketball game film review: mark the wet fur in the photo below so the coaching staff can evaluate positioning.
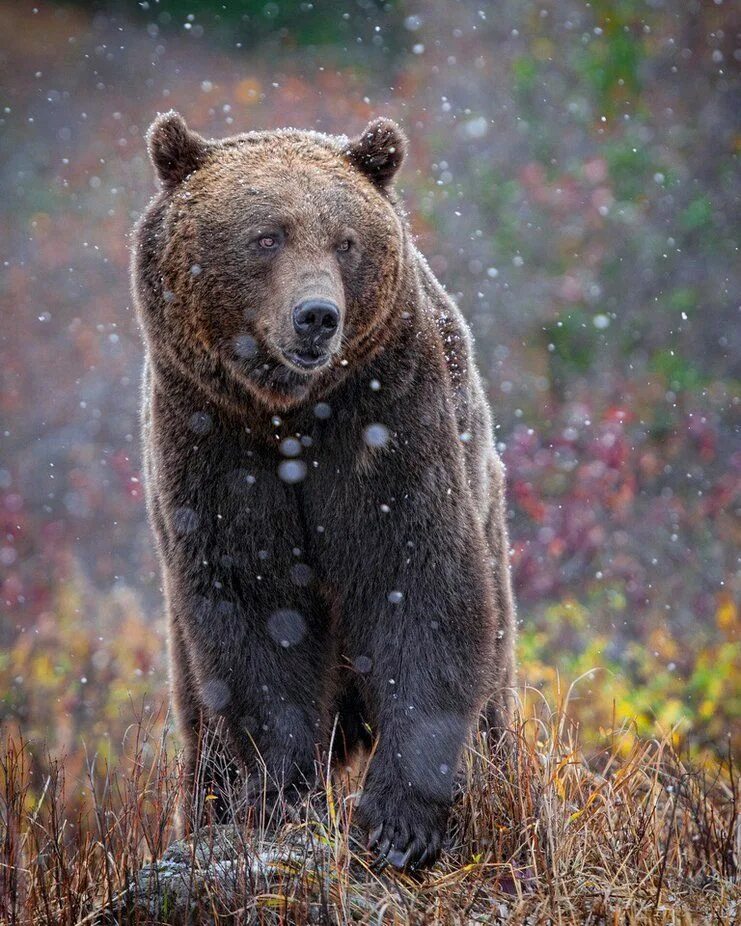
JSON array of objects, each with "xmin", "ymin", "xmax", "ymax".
[{"xmin": 132, "ymin": 113, "xmax": 515, "ymax": 869}]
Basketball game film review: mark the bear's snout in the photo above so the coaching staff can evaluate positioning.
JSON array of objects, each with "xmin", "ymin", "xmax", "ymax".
[
  {"xmin": 292, "ymin": 299, "xmax": 340, "ymax": 341},
  {"xmin": 279, "ymin": 298, "xmax": 341, "ymax": 371}
]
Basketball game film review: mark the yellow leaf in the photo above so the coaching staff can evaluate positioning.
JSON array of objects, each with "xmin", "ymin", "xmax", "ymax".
[{"xmin": 716, "ymin": 596, "xmax": 737, "ymax": 632}]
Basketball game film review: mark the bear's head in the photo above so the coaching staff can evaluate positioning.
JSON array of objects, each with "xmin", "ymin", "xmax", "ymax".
[{"xmin": 134, "ymin": 112, "xmax": 409, "ymax": 411}]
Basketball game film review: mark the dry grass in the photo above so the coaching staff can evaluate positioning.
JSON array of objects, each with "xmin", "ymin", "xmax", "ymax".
[{"xmin": 1, "ymin": 697, "xmax": 737, "ymax": 925}]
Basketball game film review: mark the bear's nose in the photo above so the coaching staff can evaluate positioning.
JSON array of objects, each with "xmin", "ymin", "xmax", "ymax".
[{"xmin": 292, "ymin": 300, "xmax": 340, "ymax": 341}]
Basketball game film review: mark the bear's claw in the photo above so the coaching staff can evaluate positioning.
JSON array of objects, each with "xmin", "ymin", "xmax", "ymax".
[{"xmin": 363, "ymin": 804, "xmax": 445, "ymax": 870}]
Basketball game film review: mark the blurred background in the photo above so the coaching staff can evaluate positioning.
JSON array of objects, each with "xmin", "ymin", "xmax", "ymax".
[{"xmin": 1, "ymin": 0, "xmax": 738, "ymax": 781}]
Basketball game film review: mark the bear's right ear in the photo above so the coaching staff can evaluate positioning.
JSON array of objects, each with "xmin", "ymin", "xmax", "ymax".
[{"xmin": 146, "ymin": 111, "xmax": 209, "ymax": 189}]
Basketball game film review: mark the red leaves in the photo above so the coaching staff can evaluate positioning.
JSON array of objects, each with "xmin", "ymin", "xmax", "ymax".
[{"xmin": 505, "ymin": 394, "xmax": 730, "ymax": 629}]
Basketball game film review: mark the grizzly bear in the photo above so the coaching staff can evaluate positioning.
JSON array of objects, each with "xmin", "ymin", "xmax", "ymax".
[{"xmin": 131, "ymin": 111, "xmax": 515, "ymax": 870}]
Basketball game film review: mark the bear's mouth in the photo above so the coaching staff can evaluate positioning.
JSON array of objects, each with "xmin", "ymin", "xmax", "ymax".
[{"xmin": 280, "ymin": 348, "xmax": 332, "ymax": 372}]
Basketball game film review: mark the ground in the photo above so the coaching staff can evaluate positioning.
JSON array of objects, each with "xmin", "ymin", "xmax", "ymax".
[{"xmin": 2, "ymin": 707, "xmax": 737, "ymax": 924}]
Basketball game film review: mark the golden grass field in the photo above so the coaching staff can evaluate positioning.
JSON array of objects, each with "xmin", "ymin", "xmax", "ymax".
[{"xmin": 2, "ymin": 690, "xmax": 738, "ymax": 924}]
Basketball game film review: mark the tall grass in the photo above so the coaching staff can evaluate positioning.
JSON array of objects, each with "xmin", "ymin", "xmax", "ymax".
[{"xmin": 1, "ymin": 696, "xmax": 737, "ymax": 924}]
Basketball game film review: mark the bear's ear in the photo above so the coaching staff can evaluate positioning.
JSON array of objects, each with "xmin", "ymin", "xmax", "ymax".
[
  {"xmin": 146, "ymin": 111, "xmax": 209, "ymax": 189},
  {"xmin": 344, "ymin": 118, "xmax": 407, "ymax": 190}
]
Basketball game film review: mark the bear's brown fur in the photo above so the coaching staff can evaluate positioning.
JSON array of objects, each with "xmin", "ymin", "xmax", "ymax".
[{"xmin": 131, "ymin": 112, "xmax": 515, "ymax": 870}]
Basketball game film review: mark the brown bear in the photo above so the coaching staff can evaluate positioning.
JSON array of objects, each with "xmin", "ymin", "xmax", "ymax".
[{"xmin": 131, "ymin": 111, "xmax": 516, "ymax": 870}]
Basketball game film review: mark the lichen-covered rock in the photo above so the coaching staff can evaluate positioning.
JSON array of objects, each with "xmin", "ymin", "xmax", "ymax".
[{"xmin": 92, "ymin": 824, "xmax": 334, "ymax": 925}]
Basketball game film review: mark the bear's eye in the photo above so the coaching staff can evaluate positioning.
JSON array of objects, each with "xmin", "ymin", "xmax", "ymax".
[
  {"xmin": 337, "ymin": 239, "xmax": 352, "ymax": 253},
  {"xmin": 258, "ymin": 236, "xmax": 277, "ymax": 249}
]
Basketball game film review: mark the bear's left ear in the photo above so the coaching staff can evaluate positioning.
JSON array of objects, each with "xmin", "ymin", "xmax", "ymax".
[
  {"xmin": 146, "ymin": 111, "xmax": 209, "ymax": 189},
  {"xmin": 344, "ymin": 118, "xmax": 407, "ymax": 190}
]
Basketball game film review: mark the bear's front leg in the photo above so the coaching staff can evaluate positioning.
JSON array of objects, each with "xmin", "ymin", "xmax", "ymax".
[
  {"xmin": 167, "ymin": 556, "xmax": 330, "ymax": 825},
  {"xmin": 332, "ymin": 493, "xmax": 496, "ymax": 869}
]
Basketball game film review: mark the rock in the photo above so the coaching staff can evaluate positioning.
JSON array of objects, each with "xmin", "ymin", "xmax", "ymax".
[{"xmin": 89, "ymin": 823, "xmax": 331, "ymax": 925}]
